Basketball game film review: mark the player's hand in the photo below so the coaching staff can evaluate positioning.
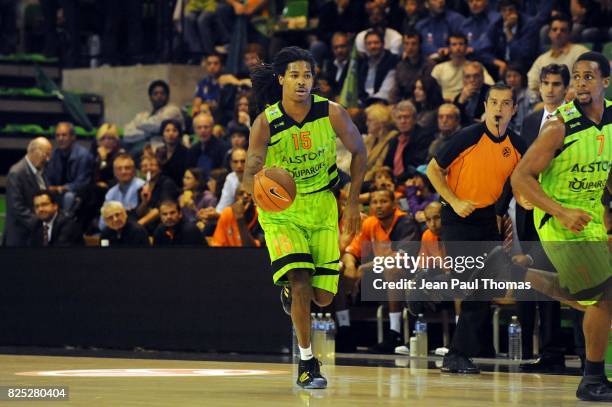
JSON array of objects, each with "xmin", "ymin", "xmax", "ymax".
[
  {"xmin": 556, "ymin": 207, "xmax": 592, "ymax": 234},
  {"xmin": 450, "ymin": 199, "xmax": 477, "ymax": 218},
  {"xmin": 516, "ymin": 194, "xmax": 534, "ymax": 210},
  {"xmin": 342, "ymin": 202, "xmax": 362, "ymax": 236}
]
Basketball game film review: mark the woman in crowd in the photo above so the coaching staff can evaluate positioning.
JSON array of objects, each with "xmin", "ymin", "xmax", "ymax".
[
  {"xmin": 156, "ymin": 119, "xmax": 189, "ymax": 187},
  {"xmin": 411, "ymin": 75, "xmax": 444, "ymax": 131},
  {"xmin": 179, "ymin": 167, "xmax": 218, "ymax": 225},
  {"xmin": 363, "ymin": 103, "xmax": 397, "ymax": 183}
]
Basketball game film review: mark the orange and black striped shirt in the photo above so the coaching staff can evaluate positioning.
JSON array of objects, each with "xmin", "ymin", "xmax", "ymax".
[{"xmin": 435, "ymin": 122, "xmax": 526, "ymax": 208}]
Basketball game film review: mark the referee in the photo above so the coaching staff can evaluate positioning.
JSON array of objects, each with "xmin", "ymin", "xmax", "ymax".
[{"xmin": 426, "ymin": 83, "xmax": 527, "ymax": 373}]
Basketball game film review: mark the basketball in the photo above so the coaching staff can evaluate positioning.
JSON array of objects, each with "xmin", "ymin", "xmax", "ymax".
[{"xmin": 253, "ymin": 167, "xmax": 296, "ymax": 212}]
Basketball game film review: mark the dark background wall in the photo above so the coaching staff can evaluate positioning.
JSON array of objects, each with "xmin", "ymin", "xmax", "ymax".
[{"xmin": 0, "ymin": 248, "xmax": 291, "ymax": 354}]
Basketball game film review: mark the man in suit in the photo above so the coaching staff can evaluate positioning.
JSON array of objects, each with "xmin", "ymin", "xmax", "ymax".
[
  {"xmin": 320, "ymin": 32, "xmax": 351, "ymax": 97},
  {"xmin": 153, "ymin": 200, "xmax": 204, "ymax": 246},
  {"xmin": 28, "ymin": 191, "xmax": 83, "ymax": 247},
  {"xmin": 515, "ymin": 63, "xmax": 571, "ymax": 372},
  {"xmin": 453, "ymin": 61, "xmax": 491, "ymax": 125},
  {"xmin": 3, "ymin": 138, "xmax": 53, "ymax": 247},
  {"xmin": 356, "ymin": 29, "xmax": 399, "ymax": 106}
]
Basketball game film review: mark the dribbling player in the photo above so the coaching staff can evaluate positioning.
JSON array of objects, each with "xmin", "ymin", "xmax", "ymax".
[{"xmin": 243, "ymin": 47, "xmax": 366, "ymax": 389}]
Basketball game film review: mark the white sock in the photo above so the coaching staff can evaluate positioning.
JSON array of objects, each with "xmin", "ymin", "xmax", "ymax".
[
  {"xmin": 389, "ymin": 312, "xmax": 402, "ymax": 334},
  {"xmin": 299, "ymin": 345, "xmax": 313, "ymax": 361},
  {"xmin": 336, "ymin": 309, "xmax": 350, "ymax": 327}
]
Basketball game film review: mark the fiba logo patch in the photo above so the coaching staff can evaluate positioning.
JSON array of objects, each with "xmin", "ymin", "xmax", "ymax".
[{"xmin": 502, "ymin": 147, "xmax": 512, "ymax": 158}]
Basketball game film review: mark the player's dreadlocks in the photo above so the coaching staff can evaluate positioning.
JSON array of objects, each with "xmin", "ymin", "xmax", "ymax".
[{"xmin": 250, "ymin": 46, "xmax": 316, "ymax": 114}]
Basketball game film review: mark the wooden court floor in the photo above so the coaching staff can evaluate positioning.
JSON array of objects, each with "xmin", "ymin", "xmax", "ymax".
[{"xmin": 0, "ymin": 354, "xmax": 601, "ymax": 406}]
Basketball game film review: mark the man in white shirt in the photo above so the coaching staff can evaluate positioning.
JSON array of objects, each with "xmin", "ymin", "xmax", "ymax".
[
  {"xmin": 431, "ymin": 32, "xmax": 493, "ymax": 101},
  {"xmin": 357, "ymin": 30, "xmax": 399, "ymax": 106},
  {"xmin": 355, "ymin": 5, "xmax": 402, "ymax": 56}
]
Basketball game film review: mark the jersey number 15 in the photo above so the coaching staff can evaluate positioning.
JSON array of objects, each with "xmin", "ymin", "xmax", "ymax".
[{"xmin": 292, "ymin": 131, "xmax": 311, "ymax": 150}]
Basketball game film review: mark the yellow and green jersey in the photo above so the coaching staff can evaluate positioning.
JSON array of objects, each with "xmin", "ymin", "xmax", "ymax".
[{"xmin": 263, "ymin": 95, "xmax": 339, "ymax": 194}]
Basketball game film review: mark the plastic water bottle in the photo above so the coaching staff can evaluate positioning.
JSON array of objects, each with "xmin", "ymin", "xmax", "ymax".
[
  {"xmin": 324, "ymin": 313, "xmax": 336, "ymax": 365},
  {"xmin": 88, "ymin": 34, "xmax": 100, "ymax": 68},
  {"xmin": 508, "ymin": 315, "xmax": 522, "ymax": 360},
  {"xmin": 415, "ymin": 314, "xmax": 428, "ymax": 357}
]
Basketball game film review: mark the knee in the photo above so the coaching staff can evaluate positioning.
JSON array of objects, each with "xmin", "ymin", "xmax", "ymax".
[
  {"xmin": 289, "ymin": 271, "xmax": 312, "ymax": 300},
  {"xmin": 313, "ymin": 289, "xmax": 334, "ymax": 307}
]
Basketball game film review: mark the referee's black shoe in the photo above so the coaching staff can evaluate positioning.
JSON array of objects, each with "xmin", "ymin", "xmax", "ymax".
[
  {"xmin": 519, "ymin": 354, "xmax": 565, "ymax": 373},
  {"xmin": 280, "ymin": 286, "xmax": 292, "ymax": 316},
  {"xmin": 441, "ymin": 352, "xmax": 480, "ymax": 374},
  {"xmin": 576, "ymin": 375, "xmax": 612, "ymax": 401},
  {"xmin": 297, "ymin": 357, "xmax": 327, "ymax": 389}
]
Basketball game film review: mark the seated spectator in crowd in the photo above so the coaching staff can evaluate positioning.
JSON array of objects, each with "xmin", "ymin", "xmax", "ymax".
[
  {"xmin": 428, "ymin": 103, "xmax": 461, "ymax": 160},
  {"xmin": 179, "ymin": 167, "xmax": 218, "ymax": 224},
  {"xmin": 320, "ymin": 32, "xmax": 351, "ymax": 97},
  {"xmin": 213, "ymin": 147, "xmax": 247, "ymax": 215},
  {"xmin": 235, "ymin": 43, "xmax": 266, "ymax": 79},
  {"xmin": 568, "ymin": 0, "xmax": 611, "ymax": 44},
  {"xmin": 192, "ymin": 53, "xmax": 224, "ymax": 117},
  {"xmin": 482, "ymin": 0, "xmax": 553, "ymax": 75},
  {"xmin": 372, "ymin": 0, "xmax": 404, "ymax": 33},
  {"xmin": 399, "ymin": 0, "xmax": 427, "ymax": 34},
  {"xmin": 384, "ymin": 100, "xmax": 434, "ymax": 183},
  {"xmin": 178, "ymin": 0, "xmax": 231, "ymax": 61},
  {"xmin": 153, "ymin": 200, "xmax": 205, "ymax": 246},
  {"xmin": 135, "ymin": 154, "xmax": 179, "ymax": 232},
  {"xmin": 363, "ymin": 103, "xmax": 396, "ymax": 183},
  {"xmin": 411, "ymin": 75, "xmax": 445, "ymax": 130},
  {"xmin": 431, "ymin": 32, "xmax": 494, "ymax": 101},
  {"xmin": 224, "ymin": 0, "xmax": 271, "ymax": 49},
  {"xmin": 99, "ymin": 201, "xmax": 149, "ymax": 247},
  {"xmin": 46, "ymin": 122, "xmax": 93, "ymax": 214},
  {"xmin": 226, "ymin": 93, "xmax": 253, "ymax": 131},
  {"xmin": 357, "ymin": 30, "xmax": 399, "ymax": 106},
  {"xmin": 390, "ymin": 30, "xmax": 435, "ymax": 103},
  {"xmin": 527, "ymin": 13, "xmax": 589, "ymax": 94},
  {"xmin": 460, "ymin": 0, "xmax": 501, "ymax": 59},
  {"xmin": 123, "ymin": 80, "xmax": 184, "ymax": 155},
  {"xmin": 419, "ymin": 200, "xmax": 443, "ymax": 258},
  {"xmin": 359, "ymin": 166, "xmax": 402, "ymax": 204},
  {"xmin": 4, "ymin": 138, "xmax": 52, "ymax": 247},
  {"xmin": 342, "ymin": 189, "xmax": 421, "ymax": 353},
  {"xmin": 315, "ymin": 76, "xmax": 336, "ymax": 100},
  {"xmin": 211, "ymin": 184, "xmax": 263, "ymax": 247},
  {"xmin": 223, "ymin": 125, "xmax": 249, "ymax": 170},
  {"xmin": 28, "ymin": 191, "xmax": 83, "ymax": 247},
  {"xmin": 415, "ymin": 0, "xmax": 465, "ymax": 59},
  {"xmin": 504, "ymin": 62, "xmax": 533, "ymax": 135},
  {"xmin": 355, "ymin": 5, "xmax": 403, "ymax": 56},
  {"xmin": 453, "ymin": 61, "xmax": 491, "ymax": 125},
  {"xmin": 316, "ymin": 0, "xmax": 367, "ymax": 54},
  {"xmin": 156, "ymin": 119, "xmax": 189, "ymax": 187},
  {"xmin": 187, "ymin": 113, "xmax": 228, "ymax": 176},
  {"xmin": 99, "ymin": 153, "xmax": 145, "ymax": 230},
  {"xmin": 403, "ymin": 168, "xmax": 439, "ymax": 224}
]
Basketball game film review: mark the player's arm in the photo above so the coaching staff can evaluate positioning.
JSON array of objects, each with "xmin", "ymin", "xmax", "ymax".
[
  {"xmin": 511, "ymin": 118, "xmax": 592, "ymax": 234},
  {"xmin": 607, "ymin": 170, "xmax": 612, "ymax": 194},
  {"xmin": 243, "ymin": 113, "xmax": 270, "ymax": 195},
  {"xmin": 329, "ymin": 101, "xmax": 367, "ymax": 235},
  {"xmin": 426, "ymin": 158, "xmax": 476, "ymax": 218}
]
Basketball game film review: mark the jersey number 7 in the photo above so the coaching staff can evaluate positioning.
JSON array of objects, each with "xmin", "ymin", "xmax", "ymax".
[{"xmin": 596, "ymin": 134, "xmax": 604, "ymax": 156}]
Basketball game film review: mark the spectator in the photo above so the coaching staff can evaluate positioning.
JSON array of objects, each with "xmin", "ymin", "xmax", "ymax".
[
  {"xmin": 320, "ymin": 32, "xmax": 352, "ymax": 97},
  {"xmin": 504, "ymin": 62, "xmax": 533, "ymax": 135},
  {"xmin": 390, "ymin": 30, "xmax": 435, "ymax": 103},
  {"xmin": 363, "ymin": 103, "xmax": 396, "ymax": 183},
  {"xmin": 420, "ymin": 200, "xmax": 443, "ymax": 257},
  {"xmin": 399, "ymin": 0, "xmax": 428, "ymax": 34},
  {"xmin": 482, "ymin": 0, "xmax": 553, "ymax": 75},
  {"xmin": 179, "ymin": 167, "xmax": 218, "ymax": 224},
  {"xmin": 415, "ymin": 0, "xmax": 465, "ymax": 58},
  {"xmin": 179, "ymin": 0, "xmax": 231, "ymax": 61},
  {"xmin": 355, "ymin": 5, "xmax": 403, "ymax": 56},
  {"xmin": 428, "ymin": 103, "xmax": 461, "ymax": 160},
  {"xmin": 357, "ymin": 30, "xmax": 399, "ymax": 106},
  {"xmin": 214, "ymin": 147, "xmax": 247, "ymax": 215},
  {"xmin": 156, "ymin": 119, "xmax": 189, "ymax": 187},
  {"xmin": 431, "ymin": 32, "xmax": 494, "ymax": 101},
  {"xmin": 383, "ymin": 100, "xmax": 434, "ymax": 183},
  {"xmin": 527, "ymin": 14, "xmax": 589, "ymax": 93},
  {"xmin": 568, "ymin": 0, "xmax": 611, "ymax": 44},
  {"xmin": 411, "ymin": 75, "xmax": 445, "ymax": 130},
  {"xmin": 453, "ymin": 61, "xmax": 491, "ymax": 125},
  {"xmin": 187, "ymin": 113, "xmax": 228, "ymax": 176},
  {"xmin": 226, "ymin": 93, "xmax": 253, "ymax": 131},
  {"xmin": 403, "ymin": 169, "xmax": 439, "ymax": 224},
  {"xmin": 211, "ymin": 184, "xmax": 263, "ymax": 247},
  {"xmin": 3, "ymin": 138, "xmax": 53, "ymax": 247},
  {"xmin": 223, "ymin": 125, "xmax": 249, "ymax": 170},
  {"xmin": 460, "ymin": 0, "xmax": 501, "ymax": 59},
  {"xmin": 315, "ymin": 76, "xmax": 335, "ymax": 100},
  {"xmin": 317, "ymin": 0, "xmax": 367, "ymax": 47},
  {"xmin": 123, "ymin": 80, "xmax": 184, "ymax": 156},
  {"xmin": 193, "ymin": 53, "xmax": 224, "ymax": 117},
  {"xmin": 99, "ymin": 201, "xmax": 149, "ymax": 247},
  {"xmin": 99, "ymin": 153, "xmax": 145, "ymax": 230},
  {"xmin": 343, "ymin": 189, "xmax": 421, "ymax": 353},
  {"xmin": 135, "ymin": 154, "xmax": 179, "ymax": 231},
  {"xmin": 46, "ymin": 122, "xmax": 94, "ymax": 214},
  {"xmin": 28, "ymin": 191, "xmax": 83, "ymax": 247},
  {"xmin": 153, "ymin": 200, "xmax": 205, "ymax": 246}
]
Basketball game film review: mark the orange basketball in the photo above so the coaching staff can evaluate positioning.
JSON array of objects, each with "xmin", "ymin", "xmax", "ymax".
[{"xmin": 253, "ymin": 167, "xmax": 296, "ymax": 212}]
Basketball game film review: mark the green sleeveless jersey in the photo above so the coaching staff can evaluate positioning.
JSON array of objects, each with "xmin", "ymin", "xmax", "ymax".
[
  {"xmin": 264, "ymin": 95, "xmax": 339, "ymax": 194},
  {"xmin": 538, "ymin": 99, "xmax": 612, "ymax": 205}
]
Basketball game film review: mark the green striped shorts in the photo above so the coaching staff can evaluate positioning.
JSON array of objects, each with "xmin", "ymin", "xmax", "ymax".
[{"xmin": 258, "ymin": 190, "xmax": 340, "ymax": 294}]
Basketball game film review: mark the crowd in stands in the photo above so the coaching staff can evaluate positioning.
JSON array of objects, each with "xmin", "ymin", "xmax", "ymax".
[{"xmin": 2, "ymin": 0, "xmax": 612, "ymax": 362}]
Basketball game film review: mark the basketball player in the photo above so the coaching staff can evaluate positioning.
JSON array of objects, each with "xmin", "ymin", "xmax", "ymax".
[
  {"xmin": 243, "ymin": 47, "xmax": 367, "ymax": 389},
  {"xmin": 503, "ymin": 52, "xmax": 612, "ymax": 401}
]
